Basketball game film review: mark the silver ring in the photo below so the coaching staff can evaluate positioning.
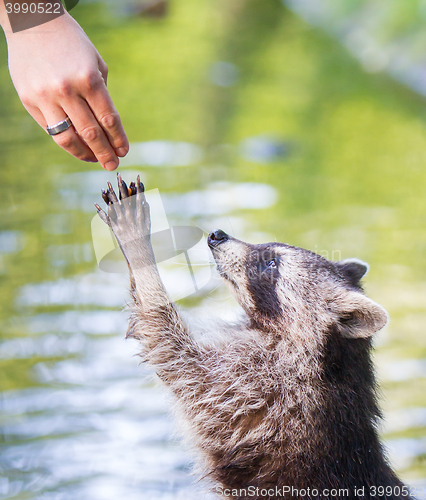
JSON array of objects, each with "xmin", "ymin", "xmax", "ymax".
[{"xmin": 47, "ymin": 117, "xmax": 72, "ymax": 136}]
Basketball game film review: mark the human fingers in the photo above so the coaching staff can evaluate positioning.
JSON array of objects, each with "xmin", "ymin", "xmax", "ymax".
[
  {"xmin": 63, "ymin": 98, "xmax": 120, "ymax": 170},
  {"xmin": 84, "ymin": 74, "xmax": 129, "ymax": 158},
  {"xmin": 41, "ymin": 107, "xmax": 97, "ymax": 162}
]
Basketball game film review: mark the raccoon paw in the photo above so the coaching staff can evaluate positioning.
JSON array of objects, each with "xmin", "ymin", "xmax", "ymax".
[{"xmin": 95, "ymin": 173, "xmax": 151, "ymax": 245}]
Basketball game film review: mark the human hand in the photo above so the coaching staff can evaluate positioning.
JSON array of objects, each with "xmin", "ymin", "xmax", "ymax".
[{"xmin": 3, "ymin": 11, "xmax": 128, "ymax": 170}]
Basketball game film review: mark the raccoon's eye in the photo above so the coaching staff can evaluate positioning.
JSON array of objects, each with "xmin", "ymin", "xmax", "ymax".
[{"xmin": 266, "ymin": 259, "xmax": 277, "ymax": 269}]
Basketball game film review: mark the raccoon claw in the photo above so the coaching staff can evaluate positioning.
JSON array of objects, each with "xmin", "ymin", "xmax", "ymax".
[
  {"xmin": 101, "ymin": 189, "xmax": 109, "ymax": 205},
  {"xmin": 117, "ymin": 172, "xmax": 130, "ymax": 201},
  {"xmin": 136, "ymin": 175, "xmax": 144, "ymax": 194},
  {"xmin": 101, "ymin": 175, "xmax": 145, "ymax": 209},
  {"xmin": 95, "ymin": 203, "xmax": 111, "ymax": 226},
  {"xmin": 106, "ymin": 181, "xmax": 119, "ymax": 205}
]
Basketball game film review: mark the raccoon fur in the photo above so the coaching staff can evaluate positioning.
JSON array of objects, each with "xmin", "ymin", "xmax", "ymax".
[{"xmin": 95, "ymin": 175, "xmax": 412, "ymax": 500}]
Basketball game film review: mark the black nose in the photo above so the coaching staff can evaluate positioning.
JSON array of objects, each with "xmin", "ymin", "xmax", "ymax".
[{"xmin": 208, "ymin": 229, "xmax": 229, "ymax": 246}]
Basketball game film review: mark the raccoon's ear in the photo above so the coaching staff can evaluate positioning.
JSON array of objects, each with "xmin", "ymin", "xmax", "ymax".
[
  {"xmin": 334, "ymin": 292, "xmax": 389, "ymax": 339},
  {"xmin": 336, "ymin": 258, "xmax": 369, "ymax": 287}
]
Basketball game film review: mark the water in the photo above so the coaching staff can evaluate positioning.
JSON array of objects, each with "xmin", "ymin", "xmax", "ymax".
[
  {"xmin": 0, "ymin": 0, "xmax": 426, "ymax": 498},
  {"xmin": 283, "ymin": 0, "xmax": 426, "ymax": 96}
]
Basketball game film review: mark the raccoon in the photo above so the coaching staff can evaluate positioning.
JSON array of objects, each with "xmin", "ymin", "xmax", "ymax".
[{"xmin": 95, "ymin": 175, "xmax": 412, "ymax": 500}]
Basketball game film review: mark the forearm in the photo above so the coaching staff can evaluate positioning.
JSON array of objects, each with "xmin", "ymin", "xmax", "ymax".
[
  {"xmin": 127, "ymin": 254, "xmax": 193, "ymax": 348},
  {"xmin": 123, "ymin": 246, "xmax": 206, "ymax": 381},
  {"xmin": 127, "ymin": 289, "xmax": 206, "ymax": 388}
]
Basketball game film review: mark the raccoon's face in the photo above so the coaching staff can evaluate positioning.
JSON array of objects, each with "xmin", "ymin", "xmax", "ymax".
[{"xmin": 208, "ymin": 229, "xmax": 388, "ymax": 339}]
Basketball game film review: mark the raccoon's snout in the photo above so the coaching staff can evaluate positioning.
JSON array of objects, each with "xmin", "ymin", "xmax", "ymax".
[{"xmin": 208, "ymin": 229, "xmax": 229, "ymax": 247}]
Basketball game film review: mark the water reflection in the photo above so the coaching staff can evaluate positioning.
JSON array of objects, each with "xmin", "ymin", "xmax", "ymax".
[
  {"xmin": 239, "ymin": 136, "xmax": 291, "ymax": 164},
  {"xmin": 283, "ymin": 0, "xmax": 426, "ymax": 95},
  {"xmin": 120, "ymin": 141, "xmax": 204, "ymax": 168},
  {"xmin": 16, "ymin": 273, "xmax": 128, "ymax": 307},
  {"xmin": 209, "ymin": 61, "xmax": 240, "ymax": 88},
  {"xmin": 162, "ymin": 182, "xmax": 277, "ymax": 216},
  {"xmin": 0, "ymin": 231, "xmax": 24, "ymax": 254}
]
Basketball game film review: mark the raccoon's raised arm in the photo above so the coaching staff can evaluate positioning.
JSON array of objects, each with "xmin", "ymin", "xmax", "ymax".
[{"xmin": 95, "ymin": 175, "xmax": 197, "ymax": 373}]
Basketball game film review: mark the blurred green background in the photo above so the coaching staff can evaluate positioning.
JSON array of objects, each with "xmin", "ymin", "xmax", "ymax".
[{"xmin": 0, "ymin": 0, "xmax": 426, "ymax": 498}]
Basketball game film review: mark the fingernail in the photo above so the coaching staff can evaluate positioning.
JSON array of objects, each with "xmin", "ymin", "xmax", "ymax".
[
  {"xmin": 104, "ymin": 161, "xmax": 118, "ymax": 171},
  {"xmin": 117, "ymin": 147, "xmax": 128, "ymax": 157}
]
